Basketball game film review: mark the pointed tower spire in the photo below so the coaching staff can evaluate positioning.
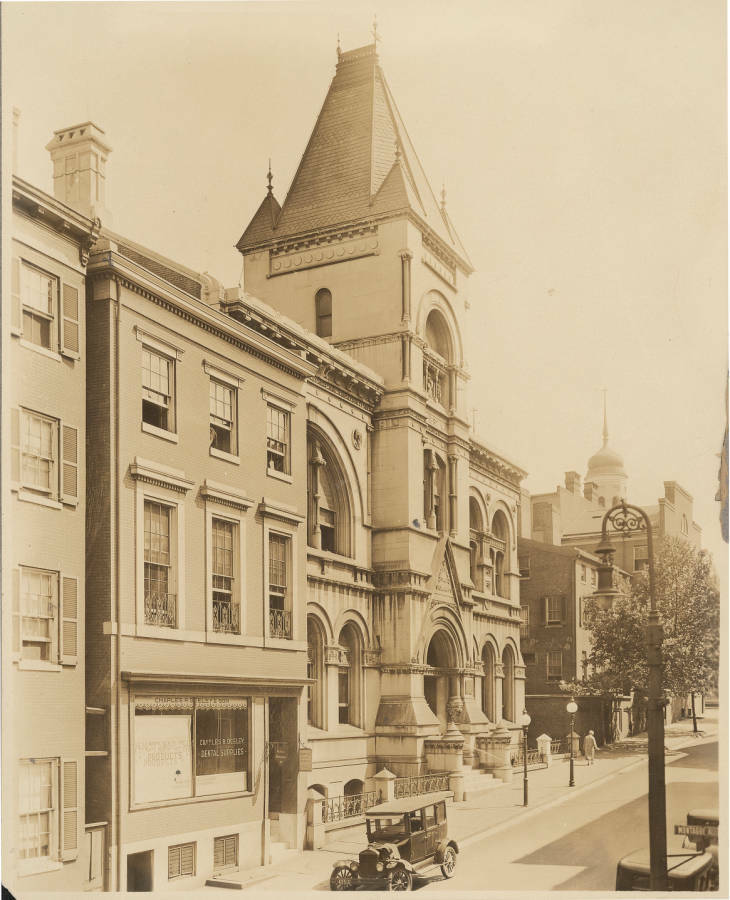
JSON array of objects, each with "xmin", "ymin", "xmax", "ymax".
[
  {"xmin": 266, "ymin": 159, "xmax": 273, "ymax": 195},
  {"xmin": 372, "ymin": 14, "xmax": 381, "ymax": 47},
  {"xmin": 394, "ymin": 137, "xmax": 402, "ymax": 165},
  {"xmin": 602, "ymin": 388, "xmax": 609, "ymax": 446},
  {"xmin": 337, "ymin": 32, "xmax": 342, "ymax": 58},
  {"xmin": 440, "ymin": 183, "xmax": 447, "ymax": 212}
]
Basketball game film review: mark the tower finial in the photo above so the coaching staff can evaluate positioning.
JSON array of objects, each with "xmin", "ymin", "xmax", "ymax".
[
  {"xmin": 336, "ymin": 32, "xmax": 341, "ymax": 58},
  {"xmin": 602, "ymin": 388, "xmax": 609, "ymax": 445},
  {"xmin": 267, "ymin": 159, "xmax": 273, "ymax": 195},
  {"xmin": 372, "ymin": 14, "xmax": 380, "ymax": 47},
  {"xmin": 394, "ymin": 137, "xmax": 401, "ymax": 164},
  {"xmin": 440, "ymin": 182, "xmax": 447, "ymax": 211}
]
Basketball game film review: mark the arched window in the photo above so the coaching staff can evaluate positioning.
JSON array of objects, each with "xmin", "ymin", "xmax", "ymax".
[
  {"xmin": 598, "ymin": 496, "xmax": 606, "ymax": 508},
  {"xmin": 423, "ymin": 309, "xmax": 453, "ymax": 408},
  {"xmin": 315, "ymin": 289, "xmax": 332, "ymax": 338},
  {"xmin": 307, "ymin": 430, "xmax": 352, "ymax": 556},
  {"xmin": 338, "ymin": 623, "xmax": 363, "ymax": 727},
  {"xmin": 307, "ymin": 616, "xmax": 325, "ymax": 729},
  {"xmin": 492, "ymin": 510, "xmax": 510, "ymax": 599},
  {"xmin": 482, "ymin": 642, "xmax": 496, "ymax": 721},
  {"xmin": 502, "ymin": 645, "xmax": 515, "ymax": 722},
  {"xmin": 469, "ymin": 497, "xmax": 484, "ymax": 591},
  {"xmin": 425, "ymin": 309, "xmax": 453, "ymax": 362}
]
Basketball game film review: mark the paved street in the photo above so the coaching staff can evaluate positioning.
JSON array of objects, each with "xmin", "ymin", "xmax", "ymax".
[{"xmin": 421, "ymin": 739, "xmax": 718, "ymax": 892}]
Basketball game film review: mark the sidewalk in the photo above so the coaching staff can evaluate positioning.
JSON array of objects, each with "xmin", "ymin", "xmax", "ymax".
[{"xmin": 205, "ymin": 714, "xmax": 718, "ymax": 892}]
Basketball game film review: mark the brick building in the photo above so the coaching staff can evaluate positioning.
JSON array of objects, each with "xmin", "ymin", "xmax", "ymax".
[{"xmin": 5, "ymin": 41, "xmax": 529, "ymax": 893}]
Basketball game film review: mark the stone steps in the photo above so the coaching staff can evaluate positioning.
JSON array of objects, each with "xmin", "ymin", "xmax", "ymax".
[{"xmin": 460, "ymin": 769, "xmax": 502, "ymax": 798}]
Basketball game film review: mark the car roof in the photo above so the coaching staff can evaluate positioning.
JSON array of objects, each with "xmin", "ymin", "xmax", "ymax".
[
  {"xmin": 365, "ymin": 791, "xmax": 453, "ymax": 816},
  {"xmin": 619, "ymin": 849, "xmax": 713, "ymax": 876}
]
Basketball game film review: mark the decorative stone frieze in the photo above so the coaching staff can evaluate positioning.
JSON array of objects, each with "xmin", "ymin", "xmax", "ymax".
[{"xmin": 324, "ymin": 645, "xmax": 350, "ymax": 666}]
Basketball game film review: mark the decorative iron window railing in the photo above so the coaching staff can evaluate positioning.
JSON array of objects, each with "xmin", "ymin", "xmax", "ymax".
[
  {"xmin": 393, "ymin": 771, "xmax": 450, "ymax": 799},
  {"xmin": 144, "ymin": 592, "xmax": 177, "ymax": 628},
  {"xmin": 213, "ymin": 598, "xmax": 240, "ymax": 634},
  {"xmin": 423, "ymin": 358, "xmax": 446, "ymax": 405},
  {"xmin": 269, "ymin": 607, "xmax": 292, "ymax": 639},
  {"xmin": 319, "ymin": 791, "xmax": 379, "ymax": 824}
]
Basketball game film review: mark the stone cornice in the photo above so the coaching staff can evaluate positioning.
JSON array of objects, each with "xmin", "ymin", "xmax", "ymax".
[
  {"xmin": 129, "ymin": 458, "xmax": 194, "ymax": 494},
  {"xmin": 200, "ymin": 479, "xmax": 253, "ymax": 513},
  {"xmin": 469, "ymin": 439, "xmax": 527, "ymax": 488}
]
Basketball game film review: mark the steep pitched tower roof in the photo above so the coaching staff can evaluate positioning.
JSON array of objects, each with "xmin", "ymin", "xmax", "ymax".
[{"xmin": 237, "ymin": 43, "xmax": 472, "ymax": 271}]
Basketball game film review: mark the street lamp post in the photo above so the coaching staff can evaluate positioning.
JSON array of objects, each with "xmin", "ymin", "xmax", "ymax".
[
  {"xmin": 521, "ymin": 709, "xmax": 531, "ymax": 806},
  {"xmin": 595, "ymin": 500, "xmax": 668, "ymax": 891},
  {"xmin": 566, "ymin": 697, "xmax": 577, "ymax": 787}
]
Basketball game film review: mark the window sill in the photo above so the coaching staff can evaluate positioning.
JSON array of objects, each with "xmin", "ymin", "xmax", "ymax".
[
  {"xmin": 206, "ymin": 632, "xmax": 264, "ymax": 648},
  {"xmin": 17, "ymin": 339, "xmax": 63, "ymax": 363},
  {"xmin": 265, "ymin": 637, "xmax": 307, "ymax": 651},
  {"xmin": 17, "ymin": 659, "xmax": 62, "ymax": 672},
  {"xmin": 141, "ymin": 421, "xmax": 179, "ymax": 443},
  {"xmin": 266, "ymin": 467, "xmax": 293, "ymax": 484},
  {"xmin": 17, "ymin": 858, "xmax": 64, "ymax": 877},
  {"xmin": 210, "ymin": 447, "xmax": 240, "ymax": 465},
  {"xmin": 134, "ymin": 624, "xmax": 197, "ymax": 641},
  {"xmin": 130, "ymin": 790, "xmax": 254, "ymax": 812},
  {"xmin": 16, "ymin": 489, "xmax": 63, "ymax": 510}
]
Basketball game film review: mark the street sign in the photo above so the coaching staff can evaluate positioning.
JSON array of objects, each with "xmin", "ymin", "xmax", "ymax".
[{"xmin": 674, "ymin": 824, "xmax": 718, "ymax": 839}]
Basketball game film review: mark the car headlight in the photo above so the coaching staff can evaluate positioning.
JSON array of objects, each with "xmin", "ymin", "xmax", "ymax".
[
  {"xmin": 376, "ymin": 862, "xmax": 384, "ymax": 872},
  {"xmin": 349, "ymin": 862, "xmax": 359, "ymax": 872}
]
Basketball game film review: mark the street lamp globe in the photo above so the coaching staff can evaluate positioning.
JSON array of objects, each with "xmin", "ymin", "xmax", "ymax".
[
  {"xmin": 521, "ymin": 710, "xmax": 531, "ymax": 728},
  {"xmin": 566, "ymin": 698, "xmax": 578, "ymax": 715}
]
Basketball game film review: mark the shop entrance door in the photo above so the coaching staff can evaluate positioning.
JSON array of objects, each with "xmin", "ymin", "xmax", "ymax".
[{"xmin": 126, "ymin": 850, "xmax": 153, "ymax": 892}]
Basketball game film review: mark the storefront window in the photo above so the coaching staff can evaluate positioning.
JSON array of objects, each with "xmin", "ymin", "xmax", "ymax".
[{"xmin": 133, "ymin": 696, "xmax": 249, "ymax": 805}]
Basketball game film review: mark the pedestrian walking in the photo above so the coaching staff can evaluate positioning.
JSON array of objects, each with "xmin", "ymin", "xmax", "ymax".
[{"xmin": 584, "ymin": 729, "xmax": 597, "ymax": 765}]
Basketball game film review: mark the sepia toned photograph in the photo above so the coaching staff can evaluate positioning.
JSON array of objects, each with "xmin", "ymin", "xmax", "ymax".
[{"xmin": 1, "ymin": 1, "xmax": 726, "ymax": 896}]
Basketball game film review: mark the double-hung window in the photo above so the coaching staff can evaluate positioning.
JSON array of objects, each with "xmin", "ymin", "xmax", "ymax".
[
  {"xmin": 210, "ymin": 379, "xmax": 236, "ymax": 455},
  {"xmin": 11, "ymin": 409, "xmax": 79, "ymax": 506},
  {"xmin": 266, "ymin": 405, "xmax": 290, "ymax": 474},
  {"xmin": 547, "ymin": 651, "xmax": 563, "ymax": 680},
  {"xmin": 19, "ymin": 568, "xmax": 57, "ymax": 662},
  {"xmin": 268, "ymin": 533, "xmax": 291, "ymax": 639},
  {"xmin": 21, "ymin": 264, "xmax": 56, "ymax": 350},
  {"xmin": 212, "ymin": 518, "xmax": 239, "ymax": 634},
  {"xmin": 142, "ymin": 347, "xmax": 174, "ymax": 432},
  {"xmin": 18, "ymin": 758, "xmax": 79, "ymax": 868},
  {"xmin": 144, "ymin": 500, "xmax": 176, "ymax": 628},
  {"xmin": 546, "ymin": 596, "xmax": 562, "ymax": 625}
]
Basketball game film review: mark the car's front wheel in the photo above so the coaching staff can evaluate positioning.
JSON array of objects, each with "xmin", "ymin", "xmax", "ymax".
[
  {"xmin": 330, "ymin": 865, "xmax": 355, "ymax": 891},
  {"xmin": 440, "ymin": 846, "xmax": 457, "ymax": 879},
  {"xmin": 388, "ymin": 866, "xmax": 412, "ymax": 891}
]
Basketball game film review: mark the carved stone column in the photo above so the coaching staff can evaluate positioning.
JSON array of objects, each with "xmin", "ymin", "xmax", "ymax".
[
  {"xmin": 401, "ymin": 333, "xmax": 411, "ymax": 383},
  {"xmin": 476, "ymin": 720, "xmax": 513, "ymax": 782},
  {"xmin": 400, "ymin": 249, "xmax": 413, "ymax": 323},
  {"xmin": 494, "ymin": 661, "xmax": 505, "ymax": 723},
  {"xmin": 447, "ymin": 455, "xmax": 458, "ymax": 538},
  {"xmin": 425, "ymin": 449, "xmax": 437, "ymax": 530},
  {"xmin": 309, "ymin": 440, "xmax": 326, "ymax": 549}
]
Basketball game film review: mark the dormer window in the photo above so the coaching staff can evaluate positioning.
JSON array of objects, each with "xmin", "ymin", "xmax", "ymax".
[{"xmin": 315, "ymin": 289, "xmax": 332, "ymax": 338}]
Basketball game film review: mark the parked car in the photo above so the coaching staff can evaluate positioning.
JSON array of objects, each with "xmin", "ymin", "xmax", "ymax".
[
  {"xmin": 329, "ymin": 791, "xmax": 458, "ymax": 891},
  {"xmin": 616, "ymin": 809, "xmax": 719, "ymax": 892}
]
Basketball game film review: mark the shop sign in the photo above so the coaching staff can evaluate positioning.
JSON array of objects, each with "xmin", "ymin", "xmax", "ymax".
[{"xmin": 134, "ymin": 714, "xmax": 192, "ymax": 803}]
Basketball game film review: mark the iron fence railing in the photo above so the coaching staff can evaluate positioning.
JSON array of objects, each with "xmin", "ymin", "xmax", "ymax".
[
  {"xmin": 320, "ymin": 791, "xmax": 378, "ymax": 824},
  {"xmin": 144, "ymin": 592, "xmax": 177, "ymax": 628},
  {"xmin": 550, "ymin": 739, "xmax": 566, "ymax": 756},
  {"xmin": 511, "ymin": 747, "xmax": 545, "ymax": 770},
  {"xmin": 393, "ymin": 771, "xmax": 450, "ymax": 799},
  {"xmin": 269, "ymin": 607, "xmax": 292, "ymax": 639}
]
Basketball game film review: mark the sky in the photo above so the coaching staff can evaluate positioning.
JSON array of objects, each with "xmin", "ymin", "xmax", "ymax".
[{"xmin": 3, "ymin": 1, "xmax": 727, "ymax": 591}]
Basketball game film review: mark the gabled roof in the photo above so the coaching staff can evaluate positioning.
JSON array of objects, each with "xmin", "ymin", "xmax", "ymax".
[{"xmin": 237, "ymin": 43, "xmax": 472, "ymax": 270}]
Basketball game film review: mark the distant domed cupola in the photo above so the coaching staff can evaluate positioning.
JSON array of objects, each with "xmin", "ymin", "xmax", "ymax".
[{"xmin": 585, "ymin": 394, "xmax": 627, "ymax": 503}]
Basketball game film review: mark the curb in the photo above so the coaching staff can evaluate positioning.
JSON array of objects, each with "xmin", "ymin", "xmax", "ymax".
[{"xmin": 458, "ymin": 755, "xmax": 648, "ymax": 850}]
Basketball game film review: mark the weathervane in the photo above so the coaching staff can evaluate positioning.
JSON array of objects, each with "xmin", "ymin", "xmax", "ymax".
[{"xmin": 372, "ymin": 15, "xmax": 381, "ymax": 47}]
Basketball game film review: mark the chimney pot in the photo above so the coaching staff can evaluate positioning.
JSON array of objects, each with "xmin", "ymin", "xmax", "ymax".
[{"xmin": 45, "ymin": 121, "xmax": 112, "ymax": 222}]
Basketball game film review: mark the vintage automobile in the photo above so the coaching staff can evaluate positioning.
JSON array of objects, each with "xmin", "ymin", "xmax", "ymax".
[
  {"xmin": 616, "ymin": 809, "xmax": 719, "ymax": 891},
  {"xmin": 329, "ymin": 791, "xmax": 458, "ymax": 891}
]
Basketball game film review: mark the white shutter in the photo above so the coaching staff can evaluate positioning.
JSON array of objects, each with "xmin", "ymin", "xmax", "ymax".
[
  {"xmin": 60, "ymin": 759, "xmax": 79, "ymax": 860},
  {"xmin": 61, "ymin": 283, "xmax": 80, "ymax": 358},
  {"xmin": 12, "ymin": 568, "xmax": 20, "ymax": 655},
  {"xmin": 10, "ymin": 408, "xmax": 20, "ymax": 485},
  {"xmin": 60, "ymin": 423, "xmax": 79, "ymax": 505},
  {"xmin": 11, "ymin": 257, "xmax": 22, "ymax": 335},
  {"xmin": 60, "ymin": 576, "xmax": 78, "ymax": 665},
  {"xmin": 543, "ymin": 597, "xmax": 549, "ymax": 625}
]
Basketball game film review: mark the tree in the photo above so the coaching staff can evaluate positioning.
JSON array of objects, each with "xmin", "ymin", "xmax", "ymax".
[{"xmin": 571, "ymin": 537, "xmax": 720, "ymax": 735}]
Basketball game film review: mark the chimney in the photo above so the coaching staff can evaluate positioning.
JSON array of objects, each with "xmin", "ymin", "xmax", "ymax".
[
  {"xmin": 565, "ymin": 471, "xmax": 581, "ymax": 495},
  {"xmin": 45, "ymin": 122, "xmax": 112, "ymax": 221},
  {"xmin": 584, "ymin": 480, "xmax": 596, "ymax": 502}
]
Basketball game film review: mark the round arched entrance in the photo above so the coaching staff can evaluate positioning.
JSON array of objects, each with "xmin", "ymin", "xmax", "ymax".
[{"xmin": 424, "ymin": 628, "xmax": 460, "ymax": 727}]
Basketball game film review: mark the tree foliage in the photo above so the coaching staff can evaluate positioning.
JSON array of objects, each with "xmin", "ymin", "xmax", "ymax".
[{"xmin": 576, "ymin": 537, "xmax": 719, "ymax": 699}]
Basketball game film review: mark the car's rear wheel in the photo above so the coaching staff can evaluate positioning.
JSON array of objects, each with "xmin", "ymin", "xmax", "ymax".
[
  {"xmin": 330, "ymin": 865, "xmax": 355, "ymax": 891},
  {"xmin": 440, "ymin": 847, "xmax": 457, "ymax": 879},
  {"xmin": 388, "ymin": 866, "xmax": 412, "ymax": 891}
]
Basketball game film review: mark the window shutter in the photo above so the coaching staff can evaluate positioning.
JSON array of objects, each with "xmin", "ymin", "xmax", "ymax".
[
  {"xmin": 561, "ymin": 596, "xmax": 567, "ymax": 622},
  {"xmin": 61, "ymin": 283, "xmax": 80, "ymax": 358},
  {"xmin": 225, "ymin": 836, "xmax": 237, "ymax": 867},
  {"xmin": 61, "ymin": 424, "xmax": 79, "ymax": 504},
  {"xmin": 10, "ymin": 408, "xmax": 20, "ymax": 485},
  {"xmin": 60, "ymin": 759, "xmax": 79, "ymax": 860},
  {"xmin": 181, "ymin": 843, "xmax": 194, "ymax": 876},
  {"xmin": 12, "ymin": 568, "xmax": 20, "ymax": 655},
  {"xmin": 11, "ymin": 257, "xmax": 22, "ymax": 334},
  {"xmin": 168, "ymin": 846, "xmax": 181, "ymax": 879},
  {"xmin": 213, "ymin": 837, "xmax": 225, "ymax": 869},
  {"xmin": 543, "ymin": 597, "xmax": 549, "ymax": 625},
  {"xmin": 60, "ymin": 576, "xmax": 78, "ymax": 665}
]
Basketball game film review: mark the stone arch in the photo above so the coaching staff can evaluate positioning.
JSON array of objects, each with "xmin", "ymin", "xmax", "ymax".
[
  {"xmin": 307, "ymin": 601, "xmax": 335, "ymax": 645},
  {"xmin": 491, "ymin": 507, "xmax": 512, "ymax": 599},
  {"xmin": 423, "ymin": 621, "xmax": 464, "ymax": 726},
  {"xmin": 421, "ymin": 607, "xmax": 468, "ymax": 669},
  {"xmin": 334, "ymin": 608, "xmax": 373, "ymax": 651},
  {"xmin": 307, "ymin": 404, "xmax": 365, "ymax": 529},
  {"xmin": 469, "ymin": 490, "xmax": 488, "ymax": 591},
  {"xmin": 480, "ymin": 633, "xmax": 500, "ymax": 722},
  {"xmin": 308, "ymin": 420, "xmax": 360, "ymax": 558},
  {"xmin": 502, "ymin": 643, "xmax": 516, "ymax": 723},
  {"xmin": 308, "ymin": 783, "xmax": 327, "ymax": 798},
  {"xmin": 344, "ymin": 778, "xmax": 364, "ymax": 797},
  {"xmin": 416, "ymin": 290, "xmax": 464, "ymax": 367}
]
